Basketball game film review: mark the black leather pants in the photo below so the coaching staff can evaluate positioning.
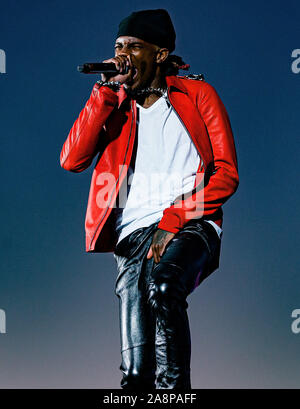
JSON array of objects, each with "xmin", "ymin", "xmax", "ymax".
[{"xmin": 113, "ymin": 218, "xmax": 221, "ymax": 389}]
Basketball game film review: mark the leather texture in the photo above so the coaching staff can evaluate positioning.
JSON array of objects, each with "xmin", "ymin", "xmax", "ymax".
[
  {"xmin": 113, "ymin": 218, "xmax": 221, "ymax": 389},
  {"xmin": 60, "ymin": 75, "xmax": 239, "ymax": 253}
]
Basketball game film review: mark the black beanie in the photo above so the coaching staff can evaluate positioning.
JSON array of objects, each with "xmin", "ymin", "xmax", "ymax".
[{"xmin": 116, "ymin": 9, "xmax": 176, "ymax": 52}]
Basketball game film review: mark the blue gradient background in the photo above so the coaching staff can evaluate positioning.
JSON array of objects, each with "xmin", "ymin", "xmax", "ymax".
[{"xmin": 0, "ymin": 0, "xmax": 299, "ymax": 388}]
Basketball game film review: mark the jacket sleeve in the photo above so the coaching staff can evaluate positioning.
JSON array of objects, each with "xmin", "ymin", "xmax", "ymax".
[
  {"xmin": 157, "ymin": 82, "xmax": 239, "ymax": 233},
  {"xmin": 60, "ymin": 83, "xmax": 119, "ymax": 172}
]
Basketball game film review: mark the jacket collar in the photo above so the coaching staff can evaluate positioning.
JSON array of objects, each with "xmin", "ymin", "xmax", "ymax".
[
  {"xmin": 165, "ymin": 75, "xmax": 189, "ymax": 95},
  {"xmin": 117, "ymin": 86, "xmax": 129, "ymax": 109}
]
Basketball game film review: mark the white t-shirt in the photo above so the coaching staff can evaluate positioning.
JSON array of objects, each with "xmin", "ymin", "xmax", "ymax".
[{"xmin": 114, "ymin": 93, "xmax": 222, "ymax": 245}]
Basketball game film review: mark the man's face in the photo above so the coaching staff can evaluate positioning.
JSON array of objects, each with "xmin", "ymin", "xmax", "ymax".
[{"xmin": 114, "ymin": 36, "xmax": 160, "ymax": 90}]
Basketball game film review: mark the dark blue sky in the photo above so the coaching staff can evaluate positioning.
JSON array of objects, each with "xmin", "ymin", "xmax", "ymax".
[{"xmin": 0, "ymin": 0, "xmax": 299, "ymax": 388}]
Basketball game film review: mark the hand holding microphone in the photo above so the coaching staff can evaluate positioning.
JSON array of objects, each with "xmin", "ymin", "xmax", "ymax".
[
  {"xmin": 78, "ymin": 55, "xmax": 135, "ymax": 86},
  {"xmin": 100, "ymin": 55, "xmax": 132, "ymax": 84}
]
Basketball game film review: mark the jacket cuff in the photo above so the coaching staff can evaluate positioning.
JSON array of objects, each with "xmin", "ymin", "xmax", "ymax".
[
  {"xmin": 94, "ymin": 82, "xmax": 119, "ymax": 99},
  {"xmin": 157, "ymin": 209, "xmax": 186, "ymax": 234}
]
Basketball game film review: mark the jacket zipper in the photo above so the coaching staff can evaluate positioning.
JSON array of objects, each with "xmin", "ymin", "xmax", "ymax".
[
  {"xmin": 165, "ymin": 89, "xmax": 204, "ymax": 205},
  {"xmin": 166, "ymin": 90, "xmax": 204, "ymax": 172},
  {"xmin": 89, "ymin": 101, "xmax": 135, "ymax": 250}
]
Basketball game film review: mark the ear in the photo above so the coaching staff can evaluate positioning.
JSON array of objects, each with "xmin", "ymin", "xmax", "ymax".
[{"xmin": 156, "ymin": 48, "xmax": 169, "ymax": 64}]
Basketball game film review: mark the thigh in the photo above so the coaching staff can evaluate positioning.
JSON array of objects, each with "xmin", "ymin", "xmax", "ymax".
[
  {"xmin": 113, "ymin": 223, "xmax": 159, "ymax": 352},
  {"xmin": 152, "ymin": 218, "xmax": 221, "ymax": 295}
]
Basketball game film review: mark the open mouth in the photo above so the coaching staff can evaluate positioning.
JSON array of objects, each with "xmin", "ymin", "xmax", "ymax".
[{"xmin": 132, "ymin": 66, "xmax": 138, "ymax": 80}]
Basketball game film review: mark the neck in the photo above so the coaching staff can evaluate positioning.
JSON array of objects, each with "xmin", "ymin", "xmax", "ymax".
[{"xmin": 133, "ymin": 74, "xmax": 167, "ymax": 108}]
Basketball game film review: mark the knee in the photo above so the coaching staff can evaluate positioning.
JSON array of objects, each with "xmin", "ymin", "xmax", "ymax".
[
  {"xmin": 146, "ymin": 276, "xmax": 187, "ymax": 314},
  {"xmin": 146, "ymin": 279, "xmax": 188, "ymax": 335}
]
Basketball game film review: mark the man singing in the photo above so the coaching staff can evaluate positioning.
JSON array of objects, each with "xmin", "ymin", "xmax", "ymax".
[{"xmin": 60, "ymin": 9, "xmax": 239, "ymax": 389}]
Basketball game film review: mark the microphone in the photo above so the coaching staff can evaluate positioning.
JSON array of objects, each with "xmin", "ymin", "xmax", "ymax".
[{"xmin": 77, "ymin": 62, "xmax": 129, "ymax": 74}]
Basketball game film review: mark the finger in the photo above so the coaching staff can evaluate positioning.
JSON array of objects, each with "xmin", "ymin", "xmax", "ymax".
[
  {"xmin": 147, "ymin": 246, "xmax": 153, "ymax": 259},
  {"xmin": 111, "ymin": 57, "xmax": 121, "ymax": 72},
  {"xmin": 126, "ymin": 54, "xmax": 132, "ymax": 68},
  {"xmin": 152, "ymin": 244, "xmax": 157, "ymax": 263},
  {"xmin": 104, "ymin": 56, "xmax": 127, "ymax": 73},
  {"xmin": 120, "ymin": 57, "xmax": 127, "ymax": 73},
  {"xmin": 151, "ymin": 244, "xmax": 156, "ymax": 263},
  {"xmin": 122, "ymin": 55, "xmax": 132, "ymax": 73},
  {"xmin": 160, "ymin": 236, "xmax": 173, "ymax": 256},
  {"xmin": 159, "ymin": 244, "xmax": 166, "ymax": 257},
  {"xmin": 154, "ymin": 244, "xmax": 161, "ymax": 264},
  {"xmin": 113, "ymin": 57, "xmax": 123, "ymax": 72},
  {"xmin": 117, "ymin": 55, "xmax": 128, "ymax": 73},
  {"xmin": 115, "ymin": 56, "xmax": 127, "ymax": 73}
]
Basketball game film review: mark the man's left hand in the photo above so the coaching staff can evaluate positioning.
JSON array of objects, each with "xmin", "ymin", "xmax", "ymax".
[{"xmin": 147, "ymin": 228, "xmax": 176, "ymax": 263}]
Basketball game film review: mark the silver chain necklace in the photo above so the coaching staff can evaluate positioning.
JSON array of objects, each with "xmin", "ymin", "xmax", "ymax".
[
  {"xmin": 96, "ymin": 80, "xmax": 167, "ymax": 97},
  {"xmin": 125, "ymin": 86, "xmax": 167, "ymax": 97}
]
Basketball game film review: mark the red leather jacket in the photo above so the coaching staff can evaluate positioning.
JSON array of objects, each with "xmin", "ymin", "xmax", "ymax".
[{"xmin": 60, "ymin": 75, "xmax": 239, "ymax": 252}]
